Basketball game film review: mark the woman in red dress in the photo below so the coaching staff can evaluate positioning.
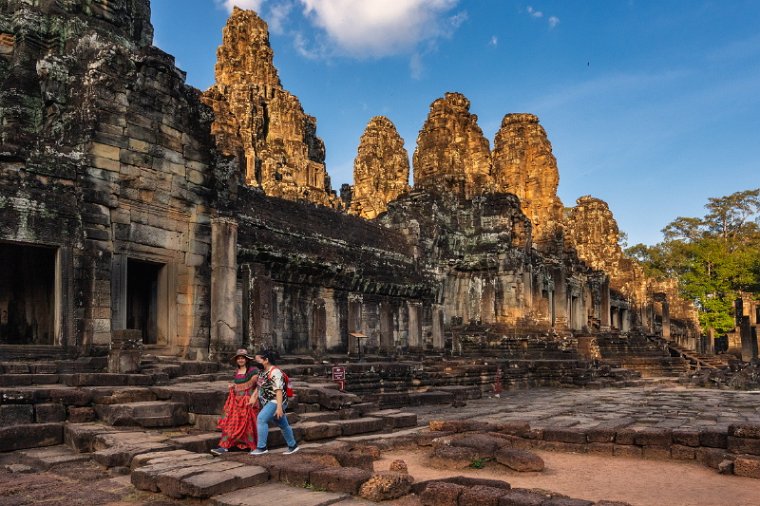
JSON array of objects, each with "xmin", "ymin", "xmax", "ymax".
[{"xmin": 211, "ymin": 349, "xmax": 259, "ymax": 455}]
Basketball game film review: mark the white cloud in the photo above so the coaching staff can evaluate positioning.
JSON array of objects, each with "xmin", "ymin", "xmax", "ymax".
[
  {"xmin": 268, "ymin": 1, "xmax": 294, "ymax": 34},
  {"xmin": 548, "ymin": 16, "xmax": 560, "ymax": 29},
  {"xmin": 490, "ymin": 35, "xmax": 498, "ymax": 47},
  {"xmin": 527, "ymin": 6, "xmax": 543, "ymax": 18},
  {"xmin": 410, "ymin": 53, "xmax": 424, "ymax": 80},
  {"xmin": 218, "ymin": 0, "xmax": 264, "ymax": 13},
  {"xmin": 298, "ymin": 0, "xmax": 462, "ymax": 58}
]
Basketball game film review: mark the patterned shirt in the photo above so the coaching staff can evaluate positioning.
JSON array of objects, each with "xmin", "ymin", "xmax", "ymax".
[{"xmin": 257, "ymin": 366, "xmax": 285, "ymax": 403}]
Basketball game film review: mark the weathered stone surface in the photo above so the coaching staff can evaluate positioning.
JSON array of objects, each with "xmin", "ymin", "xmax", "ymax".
[
  {"xmin": 16, "ymin": 445, "xmax": 91, "ymax": 470},
  {"xmin": 497, "ymin": 488, "xmax": 546, "ymax": 505},
  {"xmin": 309, "ymin": 466, "xmax": 372, "ymax": 495},
  {"xmin": 349, "ymin": 116, "xmax": 410, "ymax": 219},
  {"xmin": 0, "ymin": 423, "xmax": 62, "ymax": 452},
  {"xmin": 179, "ymin": 465, "xmax": 268, "ymax": 498},
  {"xmin": 728, "ymin": 424, "xmax": 760, "ymax": 439},
  {"xmin": 460, "ymin": 485, "xmax": 512, "ymax": 506},
  {"xmin": 492, "ymin": 113, "xmax": 564, "ymax": 247},
  {"xmin": 212, "ymin": 482, "xmax": 348, "ymax": 506},
  {"xmin": 733, "ymin": 455, "xmax": 760, "ymax": 479},
  {"xmin": 0, "ymin": 404, "xmax": 33, "ymax": 425},
  {"xmin": 203, "ymin": 8, "xmax": 339, "ymax": 208},
  {"xmin": 495, "ymin": 447, "xmax": 544, "ymax": 472},
  {"xmin": 94, "ymin": 401, "xmax": 188, "ymax": 427},
  {"xmin": 413, "ymin": 92, "xmax": 492, "ymax": 198},
  {"xmin": 420, "ymin": 481, "xmax": 464, "ymax": 506},
  {"xmin": 358, "ymin": 471, "xmax": 413, "ymax": 502},
  {"xmin": 429, "ymin": 444, "xmax": 478, "ymax": 469}
]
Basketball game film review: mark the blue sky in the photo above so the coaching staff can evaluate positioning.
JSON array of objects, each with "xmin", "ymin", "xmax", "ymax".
[{"xmin": 150, "ymin": 0, "xmax": 760, "ymax": 246}]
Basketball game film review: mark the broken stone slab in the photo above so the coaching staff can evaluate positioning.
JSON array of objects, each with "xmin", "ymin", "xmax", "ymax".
[
  {"xmin": 64, "ymin": 423, "xmax": 120, "ymax": 452},
  {"xmin": 93, "ymin": 441, "xmax": 176, "ymax": 468},
  {"xmin": 211, "ymin": 482, "xmax": 349, "ymax": 506},
  {"xmin": 16, "ymin": 445, "xmax": 91, "ymax": 470},
  {"xmin": 168, "ymin": 432, "xmax": 220, "ymax": 453},
  {"xmin": 428, "ymin": 445, "xmax": 478, "ymax": 470},
  {"xmin": 495, "ymin": 447, "xmax": 545, "ymax": 472},
  {"xmin": 180, "ymin": 465, "xmax": 269, "ymax": 498},
  {"xmin": 156, "ymin": 460, "xmax": 247, "ymax": 498},
  {"xmin": 0, "ymin": 423, "xmax": 63, "ymax": 452},
  {"xmin": 131, "ymin": 454, "xmax": 216, "ymax": 491},
  {"xmin": 94, "ymin": 401, "xmax": 188, "ymax": 427}
]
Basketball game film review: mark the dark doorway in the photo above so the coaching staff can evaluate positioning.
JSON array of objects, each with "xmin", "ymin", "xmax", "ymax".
[
  {"xmin": 127, "ymin": 259, "xmax": 161, "ymax": 345},
  {"xmin": 0, "ymin": 242, "xmax": 56, "ymax": 344}
]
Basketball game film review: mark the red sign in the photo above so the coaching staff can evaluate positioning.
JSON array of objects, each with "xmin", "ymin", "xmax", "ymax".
[{"xmin": 332, "ymin": 366, "xmax": 346, "ymax": 381}]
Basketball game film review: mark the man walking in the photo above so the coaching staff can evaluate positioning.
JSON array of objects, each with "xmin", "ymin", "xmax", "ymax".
[{"xmin": 249, "ymin": 349, "xmax": 300, "ymax": 455}]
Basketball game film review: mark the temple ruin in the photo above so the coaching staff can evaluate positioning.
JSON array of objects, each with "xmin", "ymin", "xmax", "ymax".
[{"xmin": 0, "ymin": 2, "xmax": 703, "ymax": 360}]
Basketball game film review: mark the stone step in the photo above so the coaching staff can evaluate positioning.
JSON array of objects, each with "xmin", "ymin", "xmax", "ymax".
[
  {"xmin": 94, "ymin": 401, "xmax": 189, "ymax": 427},
  {"xmin": 0, "ymin": 422, "xmax": 63, "ymax": 452},
  {"xmin": 16, "ymin": 444, "xmax": 91, "ymax": 469},
  {"xmin": 212, "ymin": 482, "xmax": 349, "ymax": 506}
]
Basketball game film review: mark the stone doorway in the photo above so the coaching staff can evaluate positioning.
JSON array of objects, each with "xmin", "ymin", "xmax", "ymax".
[
  {"xmin": 0, "ymin": 242, "xmax": 57, "ymax": 345},
  {"xmin": 126, "ymin": 259, "xmax": 162, "ymax": 345},
  {"xmin": 310, "ymin": 299, "xmax": 326, "ymax": 352}
]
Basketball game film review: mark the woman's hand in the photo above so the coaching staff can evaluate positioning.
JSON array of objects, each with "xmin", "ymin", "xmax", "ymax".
[{"xmin": 275, "ymin": 404, "xmax": 284, "ymax": 419}]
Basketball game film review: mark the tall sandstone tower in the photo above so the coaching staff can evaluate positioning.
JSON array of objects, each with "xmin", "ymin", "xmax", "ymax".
[
  {"xmin": 492, "ymin": 113, "xmax": 565, "ymax": 248},
  {"xmin": 203, "ymin": 7, "xmax": 340, "ymax": 208},
  {"xmin": 413, "ymin": 92, "xmax": 493, "ymax": 198},
  {"xmin": 349, "ymin": 116, "xmax": 411, "ymax": 219}
]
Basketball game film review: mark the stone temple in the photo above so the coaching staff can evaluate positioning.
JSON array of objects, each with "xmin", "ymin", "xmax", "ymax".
[
  {"xmin": 2, "ymin": 3, "xmax": 759, "ymax": 505},
  {"xmin": 0, "ymin": 4, "xmax": 700, "ymax": 359}
]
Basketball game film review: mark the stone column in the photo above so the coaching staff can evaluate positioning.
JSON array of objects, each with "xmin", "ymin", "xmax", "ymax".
[
  {"xmin": 661, "ymin": 302, "xmax": 671, "ymax": 339},
  {"xmin": 210, "ymin": 217, "xmax": 239, "ymax": 357},
  {"xmin": 553, "ymin": 268, "xmax": 568, "ymax": 329},
  {"xmin": 600, "ymin": 280, "xmax": 610, "ymax": 331},
  {"xmin": 431, "ymin": 304, "xmax": 444, "ymax": 349}
]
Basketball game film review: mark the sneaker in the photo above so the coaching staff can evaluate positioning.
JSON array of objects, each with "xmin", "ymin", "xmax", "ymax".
[
  {"xmin": 249, "ymin": 448, "xmax": 268, "ymax": 455},
  {"xmin": 210, "ymin": 447, "xmax": 228, "ymax": 456},
  {"xmin": 283, "ymin": 445, "xmax": 300, "ymax": 455}
]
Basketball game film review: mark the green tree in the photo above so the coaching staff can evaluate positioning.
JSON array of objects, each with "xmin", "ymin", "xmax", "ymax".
[{"xmin": 626, "ymin": 188, "xmax": 760, "ymax": 336}]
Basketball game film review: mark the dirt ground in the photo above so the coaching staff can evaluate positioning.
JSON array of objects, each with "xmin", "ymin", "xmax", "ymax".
[{"xmin": 376, "ymin": 448, "xmax": 760, "ymax": 506}]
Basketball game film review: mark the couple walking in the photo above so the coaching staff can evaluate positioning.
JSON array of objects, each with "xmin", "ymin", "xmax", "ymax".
[{"xmin": 211, "ymin": 348, "xmax": 299, "ymax": 456}]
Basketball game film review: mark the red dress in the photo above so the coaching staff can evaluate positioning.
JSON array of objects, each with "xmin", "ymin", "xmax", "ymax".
[{"xmin": 216, "ymin": 366, "xmax": 258, "ymax": 450}]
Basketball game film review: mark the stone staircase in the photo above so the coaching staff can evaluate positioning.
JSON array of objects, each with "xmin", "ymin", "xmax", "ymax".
[{"xmin": 596, "ymin": 334, "xmax": 690, "ymax": 378}]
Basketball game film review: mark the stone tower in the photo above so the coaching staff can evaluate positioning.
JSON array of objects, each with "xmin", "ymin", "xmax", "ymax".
[
  {"xmin": 413, "ymin": 92, "xmax": 493, "ymax": 198},
  {"xmin": 349, "ymin": 116, "xmax": 411, "ymax": 219},
  {"xmin": 203, "ymin": 7, "xmax": 340, "ymax": 208},
  {"xmin": 492, "ymin": 113, "xmax": 564, "ymax": 248}
]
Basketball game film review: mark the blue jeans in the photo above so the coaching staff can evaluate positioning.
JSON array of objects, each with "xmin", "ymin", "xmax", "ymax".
[{"xmin": 256, "ymin": 399, "xmax": 296, "ymax": 449}]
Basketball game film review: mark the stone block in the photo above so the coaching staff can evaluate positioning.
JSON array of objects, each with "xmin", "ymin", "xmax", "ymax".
[
  {"xmin": 309, "ymin": 466, "xmax": 372, "ymax": 495},
  {"xmin": 278, "ymin": 461, "xmax": 323, "ymax": 487},
  {"xmin": 495, "ymin": 448, "xmax": 544, "ymax": 472},
  {"xmin": 728, "ymin": 424, "xmax": 760, "ymax": 439},
  {"xmin": 35, "ymin": 403, "xmax": 66, "ymax": 423},
  {"xmin": 696, "ymin": 447, "xmax": 728, "ymax": 469},
  {"xmin": 299, "ymin": 421, "xmax": 342, "ymax": 441},
  {"xmin": 542, "ymin": 498, "xmax": 594, "ymax": 506},
  {"xmin": 699, "ymin": 429, "xmax": 728, "ymax": 449},
  {"xmin": 358, "ymin": 471, "xmax": 413, "ymax": 502},
  {"xmin": 538, "ymin": 441, "xmax": 586, "ymax": 453},
  {"xmin": 612, "ymin": 445, "xmax": 641, "ymax": 458},
  {"xmin": 543, "ymin": 428, "xmax": 587, "ymax": 444},
  {"xmin": 586, "ymin": 428, "xmax": 616, "ymax": 443},
  {"xmin": 633, "ymin": 428, "xmax": 671, "ymax": 448},
  {"xmin": 0, "ymin": 404, "xmax": 33, "ymax": 425},
  {"xmin": 169, "ymin": 433, "xmax": 220, "ymax": 453},
  {"xmin": 460, "ymin": 485, "xmax": 512, "ymax": 506},
  {"xmin": 189, "ymin": 413, "xmax": 221, "ymax": 431},
  {"xmin": 450, "ymin": 434, "xmax": 503, "ymax": 457},
  {"xmin": 50, "ymin": 387, "xmax": 93, "ymax": 406},
  {"xmin": 211, "ymin": 482, "xmax": 348, "ymax": 506},
  {"xmin": 671, "ymin": 444, "xmax": 696, "ymax": 460},
  {"xmin": 420, "ymin": 481, "xmax": 463, "ymax": 506},
  {"xmin": 614, "ymin": 429, "xmax": 636, "ymax": 445},
  {"xmin": 728, "ymin": 436, "xmax": 760, "ymax": 455},
  {"xmin": 180, "ymin": 465, "xmax": 268, "ymax": 498},
  {"xmin": 157, "ymin": 462, "xmax": 240, "ymax": 498},
  {"xmin": 67, "ymin": 406, "xmax": 97, "ymax": 423},
  {"xmin": 31, "ymin": 374, "xmax": 60, "ymax": 384},
  {"xmin": 429, "ymin": 445, "xmax": 478, "ymax": 470},
  {"xmin": 16, "ymin": 445, "xmax": 90, "ymax": 470},
  {"xmin": 642, "ymin": 446, "xmax": 671, "ymax": 460},
  {"xmin": 586, "ymin": 442, "xmax": 613, "ymax": 455},
  {"xmin": 93, "ymin": 441, "xmax": 175, "ymax": 468},
  {"xmin": 672, "ymin": 429, "xmax": 700, "ymax": 447},
  {"xmin": 0, "ymin": 375, "xmax": 32, "ymax": 387},
  {"xmin": 332, "ymin": 451, "xmax": 375, "ymax": 471},
  {"xmin": 498, "ymin": 489, "xmax": 546, "ymax": 505},
  {"xmin": 95, "ymin": 401, "xmax": 188, "ymax": 428},
  {"xmin": 131, "ymin": 455, "xmax": 213, "ymax": 491},
  {"xmin": 384, "ymin": 412, "xmax": 418, "ymax": 429},
  {"xmin": 63, "ymin": 423, "xmax": 117, "ymax": 452},
  {"xmin": 733, "ymin": 455, "xmax": 760, "ymax": 479},
  {"xmin": 0, "ymin": 423, "xmax": 63, "ymax": 452},
  {"xmin": 417, "ymin": 430, "xmax": 456, "ymax": 446},
  {"xmin": 333, "ymin": 417, "xmax": 384, "ymax": 436}
]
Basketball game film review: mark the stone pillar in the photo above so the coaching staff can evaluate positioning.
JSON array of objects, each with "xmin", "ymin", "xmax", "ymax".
[
  {"xmin": 661, "ymin": 301, "xmax": 671, "ymax": 339},
  {"xmin": 600, "ymin": 281, "xmax": 610, "ymax": 331},
  {"xmin": 431, "ymin": 304, "xmax": 444, "ymax": 349},
  {"xmin": 740, "ymin": 316, "xmax": 758, "ymax": 361},
  {"xmin": 210, "ymin": 217, "xmax": 239, "ymax": 357},
  {"xmin": 553, "ymin": 268, "xmax": 567, "ymax": 329},
  {"xmin": 108, "ymin": 329, "xmax": 143, "ymax": 373}
]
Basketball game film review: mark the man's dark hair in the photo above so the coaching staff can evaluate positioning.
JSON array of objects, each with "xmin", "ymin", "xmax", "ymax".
[{"xmin": 258, "ymin": 349, "xmax": 279, "ymax": 365}]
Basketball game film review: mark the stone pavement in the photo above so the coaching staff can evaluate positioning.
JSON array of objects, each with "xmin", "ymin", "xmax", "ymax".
[{"xmin": 406, "ymin": 384, "xmax": 760, "ymax": 432}]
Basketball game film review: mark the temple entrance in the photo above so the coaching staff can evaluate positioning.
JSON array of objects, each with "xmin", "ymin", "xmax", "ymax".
[
  {"xmin": 0, "ymin": 242, "xmax": 56, "ymax": 345},
  {"xmin": 310, "ymin": 299, "xmax": 326, "ymax": 352},
  {"xmin": 126, "ymin": 259, "xmax": 162, "ymax": 345},
  {"xmin": 379, "ymin": 303, "xmax": 394, "ymax": 352}
]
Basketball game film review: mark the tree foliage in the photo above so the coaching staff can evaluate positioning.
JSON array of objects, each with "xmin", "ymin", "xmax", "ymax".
[{"xmin": 625, "ymin": 188, "xmax": 760, "ymax": 335}]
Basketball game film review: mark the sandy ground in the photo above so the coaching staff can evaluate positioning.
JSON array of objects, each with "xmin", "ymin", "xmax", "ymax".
[{"xmin": 375, "ymin": 448, "xmax": 760, "ymax": 506}]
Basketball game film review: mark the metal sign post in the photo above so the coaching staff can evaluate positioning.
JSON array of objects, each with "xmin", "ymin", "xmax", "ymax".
[{"xmin": 332, "ymin": 366, "xmax": 346, "ymax": 391}]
